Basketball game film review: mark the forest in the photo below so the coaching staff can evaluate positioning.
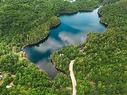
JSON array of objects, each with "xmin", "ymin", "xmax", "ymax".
[{"xmin": 0, "ymin": 0, "xmax": 127, "ymax": 95}]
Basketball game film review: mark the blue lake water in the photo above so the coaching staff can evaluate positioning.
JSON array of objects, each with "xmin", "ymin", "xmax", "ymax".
[{"xmin": 24, "ymin": 7, "xmax": 105, "ymax": 78}]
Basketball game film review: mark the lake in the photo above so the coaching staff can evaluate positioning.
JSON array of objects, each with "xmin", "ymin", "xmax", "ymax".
[{"xmin": 24, "ymin": 7, "xmax": 106, "ymax": 78}]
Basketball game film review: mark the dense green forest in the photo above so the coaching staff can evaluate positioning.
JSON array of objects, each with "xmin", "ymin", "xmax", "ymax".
[
  {"xmin": 52, "ymin": 0, "xmax": 127, "ymax": 94},
  {"xmin": 0, "ymin": 0, "xmax": 102, "ymax": 48},
  {"xmin": 0, "ymin": 0, "xmax": 127, "ymax": 95}
]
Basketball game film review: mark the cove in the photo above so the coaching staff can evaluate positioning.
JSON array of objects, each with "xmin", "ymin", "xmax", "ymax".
[{"xmin": 24, "ymin": 7, "xmax": 106, "ymax": 78}]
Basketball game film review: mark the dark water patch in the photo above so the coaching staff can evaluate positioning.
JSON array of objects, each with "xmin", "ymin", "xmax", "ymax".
[{"xmin": 24, "ymin": 7, "xmax": 106, "ymax": 78}]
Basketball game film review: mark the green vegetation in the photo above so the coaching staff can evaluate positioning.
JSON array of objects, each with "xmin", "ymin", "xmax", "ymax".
[
  {"xmin": 52, "ymin": 31, "xmax": 127, "ymax": 94},
  {"xmin": 0, "ymin": 54, "xmax": 72, "ymax": 95},
  {"xmin": 0, "ymin": 0, "xmax": 102, "ymax": 48},
  {"xmin": 0, "ymin": 0, "xmax": 104, "ymax": 94},
  {"xmin": 52, "ymin": 0, "xmax": 127, "ymax": 94},
  {"xmin": 0, "ymin": 0, "xmax": 127, "ymax": 94}
]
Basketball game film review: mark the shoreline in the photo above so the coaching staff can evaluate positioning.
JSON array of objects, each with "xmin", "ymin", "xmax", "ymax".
[
  {"xmin": 23, "ymin": 5, "xmax": 103, "ymax": 49},
  {"xmin": 22, "ymin": 5, "xmax": 107, "ymax": 78}
]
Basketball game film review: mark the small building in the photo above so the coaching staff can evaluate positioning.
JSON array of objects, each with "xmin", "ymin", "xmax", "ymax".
[
  {"xmin": 64, "ymin": 0, "xmax": 76, "ymax": 3},
  {"xmin": 6, "ymin": 82, "xmax": 14, "ymax": 89},
  {"xmin": 0, "ymin": 75, "xmax": 3, "ymax": 80},
  {"xmin": 6, "ymin": 85, "xmax": 12, "ymax": 89}
]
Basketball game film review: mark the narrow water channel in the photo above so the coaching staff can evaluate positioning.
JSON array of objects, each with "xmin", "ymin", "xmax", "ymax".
[{"xmin": 24, "ymin": 7, "xmax": 106, "ymax": 78}]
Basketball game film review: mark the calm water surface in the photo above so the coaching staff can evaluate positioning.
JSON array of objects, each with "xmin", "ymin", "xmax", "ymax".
[{"xmin": 24, "ymin": 7, "xmax": 105, "ymax": 78}]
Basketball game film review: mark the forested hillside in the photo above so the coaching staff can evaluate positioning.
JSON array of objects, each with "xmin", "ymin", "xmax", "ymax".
[
  {"xmin": 0, "ymin": 0, "xmax": 127, "ymax": 95},
  {"xmin": 52, "ymin": 0, "xmax": 127, "ymax": 94},
  {"xmin": 0, "ymin": 0, "xmax": 101, "ymax": 47}
]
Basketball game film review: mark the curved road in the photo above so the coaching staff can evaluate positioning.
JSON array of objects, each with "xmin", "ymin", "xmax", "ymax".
[{"xmin": 69, "ymin": 60, "xmax": 77, "ymax": 95}]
